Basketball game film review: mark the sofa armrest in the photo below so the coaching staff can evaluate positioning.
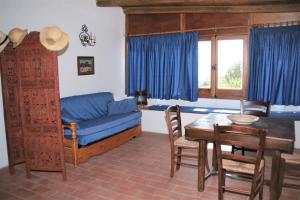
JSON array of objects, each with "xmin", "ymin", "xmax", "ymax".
[
  {"xmin": 62, "ymin": 122, "xmax": 78, "ymax": 166},
  {"xmin": 62, "ymin": 122, "xmax": 77, "ymax": 132},
  {"xmin": 62, "ymin": 122, "xmax": 77, "ymax": 141}
]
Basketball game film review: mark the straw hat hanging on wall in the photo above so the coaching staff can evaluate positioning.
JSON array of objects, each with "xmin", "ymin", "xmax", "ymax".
[
  {"xmin": 0, "ymin": 31, "xmax": 10, "ymax": 53},
  {"xmin": 40, "ymin": 26, "xmax": 69, "ymax": 51},
  {"xmin": 8, "ymin": 28, "xmax": 28, "ymax": 48}
]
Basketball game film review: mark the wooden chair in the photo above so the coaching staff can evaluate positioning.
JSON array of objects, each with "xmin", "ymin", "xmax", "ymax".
[
  {"xmin": 242, "ymin": 100, "xmax": 270, "ymax": 117},
  {"xmin": 214, "ymin": 124, "xmax": 266, "ymax": 200},
  {"xmin": 164, "ymin": 105, "xmax": 210, "ymax": 178},
  {"xmin": 232, "ymin": 100, "xmax": 270, "ymax": 155},
  {"xmin": 280, "ymin": 150, "xmax": 300, "ymax": 190}
]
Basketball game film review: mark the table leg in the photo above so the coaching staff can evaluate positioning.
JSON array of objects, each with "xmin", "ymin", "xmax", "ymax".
[
  {"xmin": 278, "ymin": 158, "xmax": 285, "ymax": 197},
  {"xmin": 198, "ymin": 140, "xmax": 205, "ymax": 192},
  {"xmin": 212, "ymin": 142, "xmax": 218, "ymax": 172},
  {"xmin": 270, "ymin": 150, "xmax": 282, "ymax": 200}
]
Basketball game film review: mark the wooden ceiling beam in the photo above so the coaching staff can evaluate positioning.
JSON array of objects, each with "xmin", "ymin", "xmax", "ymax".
[
  {"xmin": 96, "ymin": 0, "xmax": 296, "ymax": 7},
  {"xmin": 123, "ymin": 4, "xmax": 300, "ymax": 14}
]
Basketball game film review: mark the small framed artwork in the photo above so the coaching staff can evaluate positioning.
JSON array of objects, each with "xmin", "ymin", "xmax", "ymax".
[{"xmin": 77, "ymin": 56, "xmax": 95, "ymax": 75}]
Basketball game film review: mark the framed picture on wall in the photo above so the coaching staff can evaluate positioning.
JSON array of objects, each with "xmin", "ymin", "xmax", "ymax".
[{"xmin": 77, "ymin": 56, "xmax": 95, "ymax": 75}]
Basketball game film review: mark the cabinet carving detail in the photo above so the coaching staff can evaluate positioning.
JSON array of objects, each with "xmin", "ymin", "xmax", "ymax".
[
  {"xmin": 0, "ymin": 32, "xmax": 67, "ymax": 179},
  {"xmin": 16, "ymin": 32, "xmax": 65, "ymax": 178},
  {"xmin": 0, "ymin": 32, "xmax": 66, "ymax": 179},
  {"xmin": 0, "ymin": 43, "xmax": 24, "ymax": 173}
]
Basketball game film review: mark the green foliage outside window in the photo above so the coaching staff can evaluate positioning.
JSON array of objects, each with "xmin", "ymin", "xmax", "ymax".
[
  {"xmin": 200, "ymin": 79, "xmax": 210, "ymax": 88},
  {"xmin": 219, "ymin": 62, "xmax": 242, "ymax": 89}
]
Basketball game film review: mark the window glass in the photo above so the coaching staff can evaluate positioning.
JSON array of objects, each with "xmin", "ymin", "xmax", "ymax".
[
  {"xmin": 198, "ymin": 41, "xmax": 211, "ymax": 88},
  {"xmin": 217, "ymin": 39, "xmax": 243, "ymax": 89}
]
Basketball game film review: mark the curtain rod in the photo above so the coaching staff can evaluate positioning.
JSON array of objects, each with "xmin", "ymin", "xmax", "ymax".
[
  {"xmin": 126, "ymin": 25, "xmax": 248, "ymax": 37},
  {"xmin": 126, "ymin": 20, "xmax": 300, "ymax": 37},
  {"xmin": 252, "ymin": 20, "xmax": 300, "ymax": 28}
]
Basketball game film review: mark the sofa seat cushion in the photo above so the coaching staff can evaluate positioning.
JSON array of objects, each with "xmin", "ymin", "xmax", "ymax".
[{"xmin": 64, "ymin": 111, "xmax": 142, "ymax": 146}]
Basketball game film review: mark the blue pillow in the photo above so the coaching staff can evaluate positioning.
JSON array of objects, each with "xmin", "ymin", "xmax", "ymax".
[
  {"xmin": 61, "ymin": 109, "xmax": 80, "ymax": 128},
  {"xmin": 108, "ymin": 98, "xmax": 137, "ymax": 116}
]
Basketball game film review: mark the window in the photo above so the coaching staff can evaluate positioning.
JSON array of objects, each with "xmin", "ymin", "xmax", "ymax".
[
  {"xmin": 198, "ymin": 41, "xmax": 211, "ymax": 89},
  {"xmin": 198, "ymin": 35, "xmax": 247, "ymax": 99}
]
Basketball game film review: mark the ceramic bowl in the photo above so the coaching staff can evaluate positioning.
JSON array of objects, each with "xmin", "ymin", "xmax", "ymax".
[{"xmin": 227, "ymin": 114, "xmax": 259, "ymax": 125}]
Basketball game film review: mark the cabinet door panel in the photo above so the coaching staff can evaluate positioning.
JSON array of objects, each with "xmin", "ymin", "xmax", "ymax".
[
  {"xmin": 16, "ymin": 32, "xmax": 66, "ymax": 178},
  {"xmin": 0, "ymin": 43, "xmax": 24, "ymax": 174}
]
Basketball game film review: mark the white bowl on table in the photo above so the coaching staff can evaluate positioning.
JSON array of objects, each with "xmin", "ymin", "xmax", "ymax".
[{"xmin": 227, "ymin": 114, "xmax": 259, "ymax": 125}]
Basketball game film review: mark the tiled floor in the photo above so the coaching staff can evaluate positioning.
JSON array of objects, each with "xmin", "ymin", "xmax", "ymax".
[{"xmin": 0, "ymin": 132, "xmax": 299, "ymax": 200}]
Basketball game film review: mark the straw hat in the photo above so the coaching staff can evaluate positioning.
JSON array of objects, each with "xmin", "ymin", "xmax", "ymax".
[
  {"xmin": 0, "ymin": 31, "xmax": 10, "ymax": 53},
  {"xmin": 40, "ymin": 26, "xmax": 68, "ymax": 51},
  {"xmin": 8, "ymin": 28, "xmax": 28, "ymax": 48}
]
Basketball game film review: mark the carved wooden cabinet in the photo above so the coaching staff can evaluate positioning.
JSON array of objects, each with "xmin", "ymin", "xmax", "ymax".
[{"xmin": 0, "ymin": 32, "xmax": 66, "ymax": 179}]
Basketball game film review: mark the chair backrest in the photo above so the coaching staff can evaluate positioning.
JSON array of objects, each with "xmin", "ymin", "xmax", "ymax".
[
  {"xmin": 165, "ymin": 105, "xmax": 183, "ymax": 147},
  {"xmin": 242, "ymin": 100, "xmax": 270, "ymax": 117},
  {"xmin": 214, "ymin": 125, "xmax": 266, "ymax": 174}
]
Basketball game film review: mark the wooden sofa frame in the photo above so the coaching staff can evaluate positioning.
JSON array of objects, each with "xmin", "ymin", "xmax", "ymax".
[{"xmin": 63, "ymin": 123, "xmax": 141, "ymax": 165}]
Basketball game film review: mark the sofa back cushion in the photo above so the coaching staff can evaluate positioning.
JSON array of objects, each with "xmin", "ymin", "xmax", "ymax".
[
  {"xmin": 61, "ymin": 92, "xmax": 114, "ymax": 121},
  {"xmin": 108, "ymin": 98, "xmax": 137, "ymax": 116}
]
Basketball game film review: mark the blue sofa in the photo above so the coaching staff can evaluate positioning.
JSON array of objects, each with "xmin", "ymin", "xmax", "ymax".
[{"xmin": 61, "ymin": 92, "xmax": 142, "ymax": 165}]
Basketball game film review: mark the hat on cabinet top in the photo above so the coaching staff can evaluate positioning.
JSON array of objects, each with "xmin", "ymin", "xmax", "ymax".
[
  {"xmin": 8, "ymin": 28, "xmax": 28, "ymax": 48},
  {"xmin": 0, "ymin": 31, "xmax": 10, "ymax": 53},
  {"xmin": 40, "ymin": 26, "xmax": 69, "ymax": 51}
]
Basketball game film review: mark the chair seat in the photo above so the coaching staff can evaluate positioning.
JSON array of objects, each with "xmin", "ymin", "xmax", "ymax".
[
  {"xmin": 174, "ymin": 136, "xmax": 198, "ymax": 148},
  {"xmin": 223, "ymin": 159, "xmax": 265, "ymax": 175},
  {"xmin": 282, "ymin": 152, "xmax": 300, "ymax": 165}
]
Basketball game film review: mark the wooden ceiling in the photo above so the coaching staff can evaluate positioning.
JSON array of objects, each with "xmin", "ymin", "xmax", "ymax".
[{"xmin": 96, "ymin": 0, "xmax": 300, "ymax": 14}]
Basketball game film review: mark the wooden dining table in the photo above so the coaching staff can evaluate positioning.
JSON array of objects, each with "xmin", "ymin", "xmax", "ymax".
[{"xmin": 184, "ymin": 113, "xmax": 295, "ymax": 200}]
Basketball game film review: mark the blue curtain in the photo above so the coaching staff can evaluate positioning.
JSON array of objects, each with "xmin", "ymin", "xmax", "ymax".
[
  {"xmin": 127, "ymin": 32, "xmax": 198, "ymax": 101},
  {"xmin": 247, "ymin": 25, "xmax": 300, "ymax": 105}
]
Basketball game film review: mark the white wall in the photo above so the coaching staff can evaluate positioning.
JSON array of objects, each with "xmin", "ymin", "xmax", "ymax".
[
  {"xmin": 0, "ymin": 0, "xmax": 125, "ymax": 168},
  {"xmin": 142, "ymin": 110, "xmax": 205, "ymax": 134}
]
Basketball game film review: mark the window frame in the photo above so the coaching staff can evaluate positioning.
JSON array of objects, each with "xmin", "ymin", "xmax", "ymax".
[{"xmin": 198, "ymin": 34, "xmax": 248, "ymax": 99}]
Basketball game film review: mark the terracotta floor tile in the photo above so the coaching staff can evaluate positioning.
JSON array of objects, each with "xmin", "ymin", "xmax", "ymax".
[
  {"xmin": 0, "ymin": 190, "xmax": 18, "ymax": 200},
  {"xmin": 10, "ymin": 188, "xmax": 35, "ymax": 199},
  {"xmin": 0, "ymin": 132, "xmax": 299, "ymax": 200}
]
